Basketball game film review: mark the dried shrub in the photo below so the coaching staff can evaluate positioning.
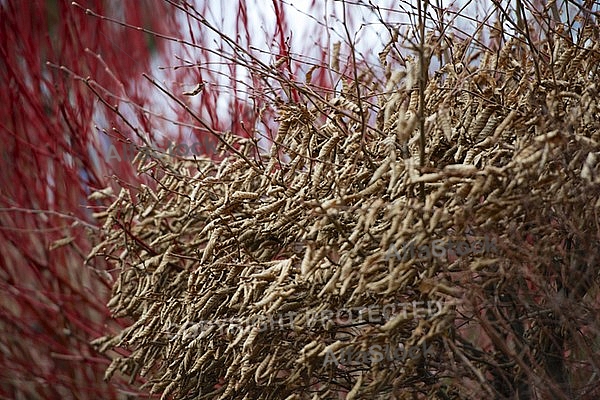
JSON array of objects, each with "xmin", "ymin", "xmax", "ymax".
[{"xmin": 55, "ymin": 1, "xmax": 600, "ymax": 399}]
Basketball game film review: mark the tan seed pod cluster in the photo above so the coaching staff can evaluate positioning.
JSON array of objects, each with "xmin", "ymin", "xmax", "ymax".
[{"xmin": 87, "ymin": 23, "xmax": 600, "ymax": 400}]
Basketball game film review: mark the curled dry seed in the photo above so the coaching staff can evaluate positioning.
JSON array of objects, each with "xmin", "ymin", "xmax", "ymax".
[
  {"xmin": 242, "ymin": 326, "xmax": 260, "ymax": 352},
  {"xmin": 104, "ymin": 358, "xmax": 121, "ymax": 381},
  {"xmin": 88, "ymin": 186, "xmax": 114, "ymax": 200},
  {"xmin": 581, "ymin": 152, "xmax": 598, "ymax": 182},
  {"xmin": 254, "ymin": 353, "xmax": 272, "ymax": 383},
  {"xmin": 318, "ymin": 132, "xmax": 342, "ymax": 159},
  {"xmin": 468, "ymin": 107, "xmax": 494, "ymax": 140},
  {"xmin": 369, "ymin": 160, "xmax": 390, "ymax": 185},
  {"xmin": 463, "ymin": 148, "xmax": 476, "ymax": 165},
  {"xmin": 408, "ymin": 90, "xmax": 419, "ymax": 111},
  {"xmin": 220, "ymin": 158, "xmax": 248, "ymax": 178},
  {"xmin": 444, "ymin": 164, "xmax": 478, "ymax": 176},
  {"xmin": 190, "ymin": 349, "xmax": 214, "ymax": 374},
  {"xmin": 331, "ymin": 42, "xmax": 341, "ymax": 72},
  {"xmin": 201, "ymin": 228, "xmax": 222, "ymax": 263},
  {"xmin": 231, "ymin": 191, "xmax": 259, "ymax": 201},
  {"xmin": 298, "ymin": 340, "xmax": 321, "ymax": 364},
  {"xmin": 346, "ymin": 375, "xmax": 364, "ymax": 400},
  {"xmin": 160, "ymin": 381, "xmax": 177, "ymax": 400},
  {"xmin": 182, "ymin": 82, "xmax": 204, "ymax": 96},
  {"xmin": 255, "ymin": 199, "xmax": 285, "ymax": 215},
  {"xmin": 253, "ymin": 289, "xmax": 281, "ymax": 308},
  {"xmin": 330, "ymin": 96, "xmax": 360, "ymax": 113},
  {"xmin": 317, "ymin": 340, "xmax": 346, "ymax": 358}
]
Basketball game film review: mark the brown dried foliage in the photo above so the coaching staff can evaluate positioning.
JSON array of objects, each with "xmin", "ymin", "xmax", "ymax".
[{"xmin": 89, "ymin": 8, "xmax": 600, "ymax": 400}]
